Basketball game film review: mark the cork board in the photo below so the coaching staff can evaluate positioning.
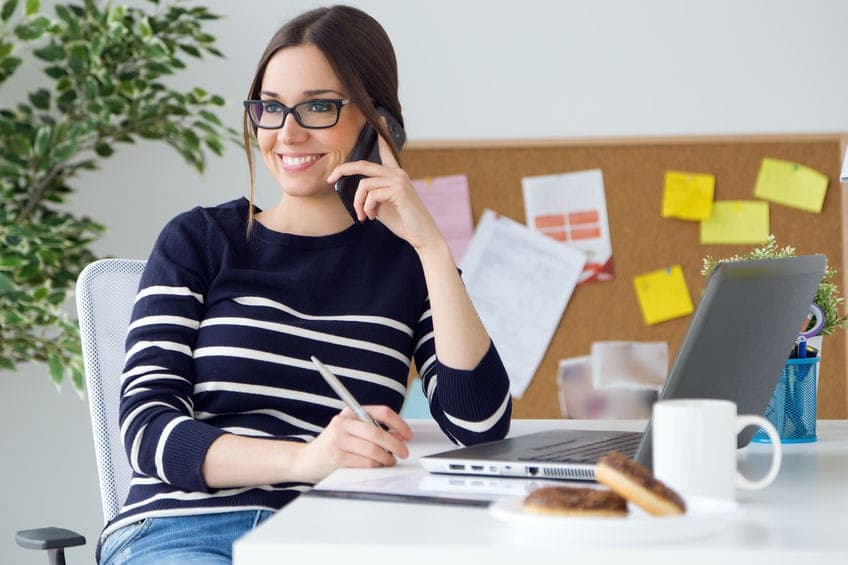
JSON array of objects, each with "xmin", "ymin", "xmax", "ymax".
[{"xmin": 400, "ymin": 134, "xmax": 848, "ymax": 419}]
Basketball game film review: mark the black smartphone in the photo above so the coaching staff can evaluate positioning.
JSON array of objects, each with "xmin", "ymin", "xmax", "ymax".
[{"xmin": 334, "ymin": 106, "xmax": 406, "ymax": 221}]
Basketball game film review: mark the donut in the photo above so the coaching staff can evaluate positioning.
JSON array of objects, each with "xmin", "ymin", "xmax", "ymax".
[
  {"xmin": 595, "ymin": 451, "xmax": 686, "ymax": 516},
  {"xmin": 522, "ymin": 485, "xmax": 628, "ymax": 517}
]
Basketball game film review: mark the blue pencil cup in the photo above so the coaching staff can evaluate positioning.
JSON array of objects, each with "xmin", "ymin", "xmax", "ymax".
[{"xmin": 753, "ymin": 356, "xmax": 820, "ymax": 444}]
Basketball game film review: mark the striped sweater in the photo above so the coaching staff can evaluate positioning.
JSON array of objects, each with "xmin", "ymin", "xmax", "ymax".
[{"xmin": 106, "ymin": 197, "xmax": 512, "ymax": 538}]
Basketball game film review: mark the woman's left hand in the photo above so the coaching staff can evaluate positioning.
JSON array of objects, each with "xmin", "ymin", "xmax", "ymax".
[{"xmin": 326, "ymin": 130, "xmax": 442, "ymax": 252}]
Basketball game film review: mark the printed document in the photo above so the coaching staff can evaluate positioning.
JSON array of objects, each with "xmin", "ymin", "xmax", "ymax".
[
  {"xmin": 522, "ymin": 169, "xmax": 614, "ymax": 284},
  {"xmin": 460, "ymin": 210, "xmax": 586, "ymax": 398}
]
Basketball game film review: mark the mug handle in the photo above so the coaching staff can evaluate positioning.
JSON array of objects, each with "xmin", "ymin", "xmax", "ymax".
[{"xmin": 735, "ymin": 415, "xmax": 783, "ymax": 490}]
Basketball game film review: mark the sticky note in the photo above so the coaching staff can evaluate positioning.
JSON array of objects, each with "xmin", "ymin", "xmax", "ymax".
[
  {"xmin": 700, "ymin": 201, "xmax": 769, "ymax": 244},
  {"xmin": 633, "ymin": 265, "xmax": 694, "ymax": 325},
  {"xmin": 661, "ymin": 171, "xmax": 715, "ymax": 220},
  {"xmin": 753, "ymin": 157, "xmax": 828, "ymax": 213}
]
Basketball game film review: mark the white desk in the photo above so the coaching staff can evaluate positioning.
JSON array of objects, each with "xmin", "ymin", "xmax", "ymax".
[{"xmin": 234, "ymin": 419, "xmax": 848, "ymax": 565}]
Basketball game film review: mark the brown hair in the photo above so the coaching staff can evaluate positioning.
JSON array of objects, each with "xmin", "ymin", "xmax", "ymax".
[{"xmin": 242, "ymin": 5, "xmax": 404, "ymax": 232}]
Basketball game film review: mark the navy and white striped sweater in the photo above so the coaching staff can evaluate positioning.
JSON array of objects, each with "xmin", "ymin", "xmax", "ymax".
[{"xmin": 106, "ymin": 197, "xmax": 511, "ymax": 538}]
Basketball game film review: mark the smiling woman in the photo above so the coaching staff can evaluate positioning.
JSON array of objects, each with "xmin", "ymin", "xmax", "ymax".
[{"xmin": 97, "ymin": 5, "xmax": 512, "ymax": 564}]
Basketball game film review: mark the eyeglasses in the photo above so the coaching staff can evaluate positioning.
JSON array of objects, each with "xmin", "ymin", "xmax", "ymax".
[{"xmin": 243, "ymin": 98, "xmax": 351, "ymax": 129}]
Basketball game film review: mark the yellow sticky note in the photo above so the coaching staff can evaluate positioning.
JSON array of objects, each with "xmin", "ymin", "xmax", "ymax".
[
  {"xmin": 662, "ymin": 171, "xmax": 715, "ymax": 220},
  {"xmin": 753, "ymin": 157, "xmax": 828, "ymax": 213},
  {"xmin": 700, "ymin": 201, "xmax": 769, "ymax": 244},
  {"xmin": 633, "ymin": 265, "xmax": 694, "ymax": 325}
]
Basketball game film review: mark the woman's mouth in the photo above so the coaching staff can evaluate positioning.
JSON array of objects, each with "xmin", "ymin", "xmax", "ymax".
[{"xmin": 279, "ymin": 153, "xmax": 325, "ymax": 172}]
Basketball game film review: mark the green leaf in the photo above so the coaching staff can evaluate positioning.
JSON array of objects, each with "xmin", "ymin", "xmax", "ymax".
[
  {"xmin": 199, "ymin": 110, "xmax": 221, "ymax": 126},
  {"xmin": 71, "ymin": 366, "xmax": 85, "ymax": 391},
  {"xmin": 94, "ymin": 141, "xmax": 114, "ymax": 157},
  {"xmin": 138, "ymin": 15, "xmax": 152, "ymax": 38},
  {"xmin": 14, "ymin": 15, "xmax": 50, "ymax": 40},
  {"xmin": 33, "ymin": 42, "xmax": 65, "ymax": 61},
  {"xmin": 1, "ymin": 0, "xmax": 18, "ymax": 22},
  {"xmin": 47, "ymin": 354, "xmax": 64, "ymax": 386},
  {"xmin": 28, "ymin": 88, "xmax": 50, "ymax": 110},
  {"xmin": 0, "ymin": 42, "xmax": 12, "ymax": 58},
  {"xmin": 23, "ymin": 0, "xmax": 38, "ymax": 16},
  {"xmin": 53, "ymin": 142, "xmax": 76, "ymax": 162},
  {"xmin": 0, "ymin": 255, "xmax": 24, "ymax": 267},
  {"xmin": 43, "ymin": 65, "xmax": 66, "ymax": 79},
  {"xmin": 0, "ymin": 273, "xmax": 16, "ymax": 292},
  {"xmin": 33, "ymin": 125, "xmax": 51, "ymax": 156}
]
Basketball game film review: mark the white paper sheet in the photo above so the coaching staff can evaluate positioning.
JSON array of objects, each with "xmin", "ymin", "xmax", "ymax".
[
  {"xmin": 460, "ymin": 210, "xmax": 586, "ymax": 398},
  {"xmin": 522, "ymin": 169, "xmax": 614, "ymax": 284}
]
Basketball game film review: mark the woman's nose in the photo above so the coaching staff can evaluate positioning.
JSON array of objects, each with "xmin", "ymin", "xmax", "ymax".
[{"xmin": 277, "ymin": 112, "xmax": 308, "ymax": 144}]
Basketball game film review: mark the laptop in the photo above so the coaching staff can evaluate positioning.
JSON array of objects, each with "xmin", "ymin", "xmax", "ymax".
[{"xmin": 420, "ymin": 256, "xmax": 825, "ymax": 481}]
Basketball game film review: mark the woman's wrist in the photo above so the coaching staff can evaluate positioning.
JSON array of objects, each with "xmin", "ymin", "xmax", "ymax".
[{"xmin": 415, "ymin": 233, "xmax": 453, "ymax": 268}]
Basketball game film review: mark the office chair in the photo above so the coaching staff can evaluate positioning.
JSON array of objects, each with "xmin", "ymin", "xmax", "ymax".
[
  {"xmin": 16, "ymin": 258, "xmax": 146, "ymax": 564},
  {"xmin": 15, "ymin": 257, "xmax": 430, "ymax": 563}
]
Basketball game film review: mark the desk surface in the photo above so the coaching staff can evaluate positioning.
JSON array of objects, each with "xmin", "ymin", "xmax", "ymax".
[{"xmin": 234, "ymin": 419, "xmax": 848, "ymax": 565}]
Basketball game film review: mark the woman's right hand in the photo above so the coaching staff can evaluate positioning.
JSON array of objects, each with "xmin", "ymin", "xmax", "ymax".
[{"xmin": 291, "ymin": 406, "xmax": 413, "ymax": 484}]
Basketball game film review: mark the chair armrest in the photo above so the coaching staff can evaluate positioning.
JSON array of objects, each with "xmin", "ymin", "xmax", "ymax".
[{"xmin": 15, "ymin": 527, "xmax": 86, "ymax": 550}]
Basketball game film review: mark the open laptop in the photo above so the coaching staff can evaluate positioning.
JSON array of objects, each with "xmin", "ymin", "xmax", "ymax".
[{"xmin": 420, "ymin": 256, "xmax": 826, "ymax": 481}]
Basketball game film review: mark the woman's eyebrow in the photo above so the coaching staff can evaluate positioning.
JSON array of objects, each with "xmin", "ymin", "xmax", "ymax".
[{"xmin": 259, "ymin": 89, "xmax": 346, "ymax": 98}]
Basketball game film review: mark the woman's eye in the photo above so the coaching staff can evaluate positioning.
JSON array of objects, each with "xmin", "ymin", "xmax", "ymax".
[
  {"xmin": 306, "ymin": 101, "xmax": 331, "ymax": 113},
  {"xmin": 262, "ymin": 101, "xmax": 284, "ymax": 113}
]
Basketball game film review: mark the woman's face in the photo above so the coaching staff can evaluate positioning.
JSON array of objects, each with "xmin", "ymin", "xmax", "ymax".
[{"xmin": 256, "ymin": 44, "xmax": 366, "ymax": 199}]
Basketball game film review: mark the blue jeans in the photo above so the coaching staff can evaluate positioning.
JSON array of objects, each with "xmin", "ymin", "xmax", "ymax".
[{"xmin": 99, "ymin": 509, "xmax": 274, "ymax": 564}]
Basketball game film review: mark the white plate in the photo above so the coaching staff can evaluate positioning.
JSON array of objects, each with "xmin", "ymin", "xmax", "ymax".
[{"xmin": 489, "ymin": 496, "xmax": 738, "ymax": 544}]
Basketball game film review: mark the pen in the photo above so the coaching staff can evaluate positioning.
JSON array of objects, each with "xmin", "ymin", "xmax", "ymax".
[{"xmin": 310, "ymin": 355, "xmax": 389, "ymax": 431}]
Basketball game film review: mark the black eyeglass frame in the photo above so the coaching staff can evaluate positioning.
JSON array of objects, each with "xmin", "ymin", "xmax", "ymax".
[{"xmin": 243, "ymin": 98, "xmax": 352, "ymax": 130}]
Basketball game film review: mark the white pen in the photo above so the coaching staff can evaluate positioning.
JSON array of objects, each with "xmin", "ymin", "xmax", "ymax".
[{"xmin": 310, "ymin": 355, "xmax": 388, "ymax": 430}]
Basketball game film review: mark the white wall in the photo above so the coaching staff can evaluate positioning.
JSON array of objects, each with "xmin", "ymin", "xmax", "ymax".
[{"xmin": 3, "ymin": 0, "xmax": 846, "ymax": 562}]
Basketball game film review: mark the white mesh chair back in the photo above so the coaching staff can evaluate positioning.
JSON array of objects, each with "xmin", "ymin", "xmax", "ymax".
[{"xmin": 76, "ymin": 258, "xmax": 146, "ymax": 525}]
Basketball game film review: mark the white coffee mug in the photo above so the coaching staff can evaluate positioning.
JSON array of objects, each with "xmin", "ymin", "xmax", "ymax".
[{"xmin": 652, "ymin": 398, "xmax": 782, "ymax": 501}]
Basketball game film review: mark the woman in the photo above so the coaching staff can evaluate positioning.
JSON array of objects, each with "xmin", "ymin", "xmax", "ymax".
[{"xmin": 99, "ymin": 5, "xmax": 511, "ymax": 564}]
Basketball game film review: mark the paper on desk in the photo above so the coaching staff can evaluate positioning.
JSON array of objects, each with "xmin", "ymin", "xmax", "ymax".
[
  {"xmin": 522, "ymin": 169, "xmax": 614, "ymax": 284},
  {"xmin": 753, "ymin": 157, "xmax": 828, "ymax": 213},
  {"xmin": 460, "ymin": 209, "xmax": 586, "ymax": 398},
  {"xmin": 841, "ymin": 146, "xmax": 848, "ymax": 182},
  {"xmin": 412, "ymin": 174, "xmax": 475, "ymax": 263},
  {"xmin": 315, "ymin": 468, "xmax": 563, "ymax": 503},
  {"xmin": 662, "ymin": 170, "xmax": 715, "ymax": 220},
  {"xmin": 700, "ymin": 201, "xmax": 769, "ymax": 244},
  {"xmin": 632, "ymin": 265, "xmax": 694, "ymax": 325}
]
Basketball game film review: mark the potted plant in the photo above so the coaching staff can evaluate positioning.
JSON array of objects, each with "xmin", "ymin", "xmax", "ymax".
[
  {"xmin": 702, "ymin": 235, "xmax": 847, "ymax": 441},
  {"xmin": 0, "ymin": 0, "xmax": 235, "ymax": 390}
]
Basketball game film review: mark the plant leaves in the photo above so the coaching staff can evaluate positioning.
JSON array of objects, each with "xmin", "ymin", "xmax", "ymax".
[
  {"xmin": 24, "ymin": 0, "xmax": 38, "ymax": 17},
  {"xmin": 47, "ymin": 354, "xmax": 64, "ymax": 386},
  {"xmin": 1, "ymin": 0, "xmax": 18, "ymax": 22},
  {"xmin": 33, "ymin": 42, "xmax": 65, "ymax": 61},
  {"xmin": 33, "ymin": 125, "xmax": 51, "ymax": 156}
]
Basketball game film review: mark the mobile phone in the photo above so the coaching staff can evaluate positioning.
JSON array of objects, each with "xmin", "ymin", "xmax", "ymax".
[{"xmin": 334, "ymin": 106, "xmax": 406, "ymax": 221}]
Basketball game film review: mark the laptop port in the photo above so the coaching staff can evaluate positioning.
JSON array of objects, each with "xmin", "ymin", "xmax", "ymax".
[
  {"xmin": 471, "ymin": 465, "xmax": 484, "ymax": 471},
  {"xmin": 449, "ymin": 464, "xmax": 465, "ymax": 470},
  {"xmin": 527, "ymin": 466, "xmax": 539, "ymax": 476}
]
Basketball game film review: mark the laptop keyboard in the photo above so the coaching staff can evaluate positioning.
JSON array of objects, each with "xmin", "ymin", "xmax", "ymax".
[{"xmin": 518, "ymin": 433, "xmax": 642, "ymax": 464}]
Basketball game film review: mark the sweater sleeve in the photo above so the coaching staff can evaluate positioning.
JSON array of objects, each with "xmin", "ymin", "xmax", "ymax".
[
  {"xmin": 412, "ymin": 298, "xmax": 512, "ymax": 446},
  {"xmin": 119, "ymin": 210, "xmax": 227, "ymax": 493}
]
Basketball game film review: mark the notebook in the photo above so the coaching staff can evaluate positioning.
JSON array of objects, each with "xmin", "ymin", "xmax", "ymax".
[{"xmin": 420, "ymin": 256, "xmax": 825, "ymax": 481}]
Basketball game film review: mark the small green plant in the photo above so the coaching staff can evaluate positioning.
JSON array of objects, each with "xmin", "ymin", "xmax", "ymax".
[
  {"xmin": 702, "ymin": 235, "xmax": 848, "ymax": 336},
  {"xmin": 0, "ymin": 0, "xmax": 235, "ymax": 390}
]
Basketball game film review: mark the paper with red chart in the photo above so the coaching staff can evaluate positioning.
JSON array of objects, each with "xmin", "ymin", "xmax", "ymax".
[{"xmin": 522, "ymin": 169, "xmax": 614, "ymax": 284}]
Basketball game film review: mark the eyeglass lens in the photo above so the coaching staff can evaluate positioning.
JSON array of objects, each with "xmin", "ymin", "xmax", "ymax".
[{"xmin": 247, "ymin": 100, "xmax": 340, "ymax": 129}]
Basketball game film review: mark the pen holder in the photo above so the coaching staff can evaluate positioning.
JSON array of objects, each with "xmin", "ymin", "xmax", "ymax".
[{"xmin": 753, "ymin": 356, "xmax": 820, "ymax": 444}]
